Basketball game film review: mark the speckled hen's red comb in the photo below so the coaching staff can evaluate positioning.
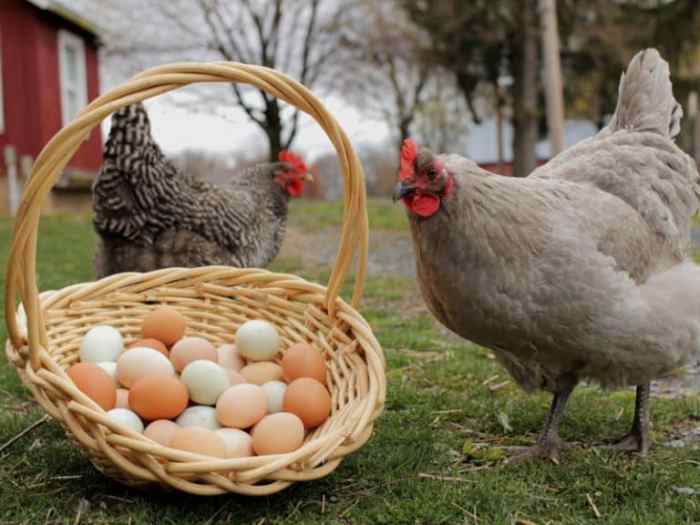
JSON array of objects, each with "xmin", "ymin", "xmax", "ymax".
[
  {"xmin": 400, "ymin": 139, "xmax": 418, "ymax": 181},
  {"xmin": 279, "ymin": 150, "xmax": 308, "ymax": 176}
]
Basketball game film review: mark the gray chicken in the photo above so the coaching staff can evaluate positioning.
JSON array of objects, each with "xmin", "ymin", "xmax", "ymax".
[
  {"xmin": 93, "ymin": 102, "xmax": 311, "ymax": 277},
  {"xmin": 394, "ymin": 49, "xmax": 700, "ymax": 462}
]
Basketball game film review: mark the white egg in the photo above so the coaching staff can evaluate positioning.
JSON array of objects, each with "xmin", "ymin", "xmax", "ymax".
[
  {"xmin": 116, "ymin": 347, "xmax": 175, "ymax": 388},
  {"xmin": 261, "ymin": 380, "xmax": 287, "ymax": 413},
  {"xmin": 176, "ymin": 406, "xmax": 221, "ymax": 430},
  {"xmin": 79, "ymin": 325, "xmax": 124, "ymax": 363},
  {"xmin": 106, "ymin": 408, "xmax": 144, "ymax": 433},
  {"xmin": 96, "ymin": 362, "xmax": 118, "ymax": 383},
  {"xmin": 217, "ymin": 428, "xmax": 254, "ymax": 458},
  {"xmin": 235, "ymin": 320, "xmax": 280, "ymax": 361},
  {"xmin": 181, "ymin": 360, "xmax": 230, "ymax": 405}
]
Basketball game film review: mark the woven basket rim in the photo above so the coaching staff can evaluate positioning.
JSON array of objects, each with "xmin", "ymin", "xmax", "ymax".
[{"xmin": 3, "ymin": 63, "xmax": 384, "ymax": 496}]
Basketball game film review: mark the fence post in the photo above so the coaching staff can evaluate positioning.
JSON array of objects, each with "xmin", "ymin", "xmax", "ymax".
[{"xmin": 3, "ymin": 145, "xmax": 19, "ymax": 216}]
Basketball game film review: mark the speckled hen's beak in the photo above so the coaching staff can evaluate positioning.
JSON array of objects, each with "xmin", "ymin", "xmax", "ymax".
[
  {"xmin": 392, "ymin": 181, "xmax": 412, "ymax": 202},
  {"xmin": 304, "ymin": 173, "xmax": 314, "ymax": 182}
]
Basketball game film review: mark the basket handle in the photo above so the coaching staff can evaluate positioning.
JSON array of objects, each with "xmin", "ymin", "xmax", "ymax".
[{"xmin": 4, "ymin": 62, "xmax": 369, "ymax": 357}]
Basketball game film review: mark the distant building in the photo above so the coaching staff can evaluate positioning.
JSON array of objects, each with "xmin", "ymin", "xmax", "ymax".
[
  {"xmin": 0, "ymin": 0, "xmax": 102, "ymax": 188},
  {"xmin": 467, "ymin": 118, "xmax": 599, "ymax": 175}
]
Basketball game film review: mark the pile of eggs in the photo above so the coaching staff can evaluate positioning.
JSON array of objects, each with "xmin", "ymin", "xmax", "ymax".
[{"xmin": 67, "ymin": 306, "xmax": 332, "ymax": 458}]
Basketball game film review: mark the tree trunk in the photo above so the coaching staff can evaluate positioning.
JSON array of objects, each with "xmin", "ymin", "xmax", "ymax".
[
  {"xmin": 512, "ymin": 0, "xmax": 539, "ymax": 178},
  {"xmin": 266, "ymin": 101, "xmax": 283, "ymax": 162},
  {"xmin": 539, "ymin": 0, "xmax": 564, "ymax": 156},
  {"xmin": 496, "ymin": 87, "xmax": 505, "ymax": 175}
]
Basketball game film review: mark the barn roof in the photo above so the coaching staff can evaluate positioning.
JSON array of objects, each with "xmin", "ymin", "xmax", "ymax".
[{"xmin": 25, "ymin": 0, "xmax": 102, "ymax": 37}]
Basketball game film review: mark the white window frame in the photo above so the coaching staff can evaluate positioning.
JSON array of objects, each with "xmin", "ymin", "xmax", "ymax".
[{"xmin": 57, "ymin": 29, "xmax": 88, "ymax": 126}]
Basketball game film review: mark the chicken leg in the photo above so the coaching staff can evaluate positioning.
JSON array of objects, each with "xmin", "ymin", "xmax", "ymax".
[
  {"xmin": 507, "ymin": 383, "xmax": 575, "ymax": 465},
  {"xmin": 605, "ymin": 383, "xmax": 651, "ymax": 455}
]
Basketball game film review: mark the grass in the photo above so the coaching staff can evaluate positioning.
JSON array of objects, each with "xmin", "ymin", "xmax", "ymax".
[{"xmin": 2, "ymin": 199, "xmax": 700, "ymax": 524}]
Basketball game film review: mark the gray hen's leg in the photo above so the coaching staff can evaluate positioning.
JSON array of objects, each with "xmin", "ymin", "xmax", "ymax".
[
  {"xmin": 605, "ymin": 383, "xmax": 651, "ymax": 455},
  {"xmin": 507, "ymin": 384, "xmax": 574, "ymax": 465}
]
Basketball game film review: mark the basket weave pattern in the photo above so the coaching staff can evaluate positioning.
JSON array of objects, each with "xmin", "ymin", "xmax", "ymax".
[{"xmin": 4, "ymin": 63, "xmax": 386, "ymax": 496}]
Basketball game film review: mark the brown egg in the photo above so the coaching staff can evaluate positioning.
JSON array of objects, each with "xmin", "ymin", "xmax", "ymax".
[
  {"xmin": 228, "ymin": 369, "xmax": 247, "ymax": 385},
  {"xmin": 142, "ymin": 307, "xmax": 186, "ymax": 347},
  {"xmin": 240, "ymin": 362, "xmax": 283, "ymax": 385},
  {"xmin": 216, "ymin": 384, "xmax": 267, "ymax": 429},
  {"xmin": 170, "ymin": 337, "xmax": 217, "ymax": 372},
  {"xmin": 128, "ymin": 338, "xmax": 169, "ymax": 357},
  {"xmin": 67, "ymin": 362, "xmax": 117, "ymax": 411},
  {"xmin": 283, "ymin": 378, "xmax": 331, "ymax": 428},
  {"xmin": 115, "ymin": 388, "xmax": 130, "ymax": 409},
  {"xmin": 281, "ymin": 343, "xmax": 327, "ymax": 385},
  {"xmin": 252, "ymin": 413, "xmax": 305, "ymax": 455},
  {"xmin": 144, "ymin": 419, "xmax": 180, "ymax": 447},
  {"xmin": 170, "ymin": 427, "xmax": 227, "ymax": 458},
  {"xmin": 217, "ymin": 344, "xmax": 245, "ymax": 371},
  {"xmin": 129, "ymin": 375, "xmax": 189, "ymax": 420}
]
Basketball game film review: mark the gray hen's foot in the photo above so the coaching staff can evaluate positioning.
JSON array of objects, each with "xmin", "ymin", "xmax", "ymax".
[
  {"xmin": 603, "ymin": 429, "xmax": 650, "ymax": 456},
  {"xmin": 505, "ymin": 438, "xmax": 565, "ymax": 465}
]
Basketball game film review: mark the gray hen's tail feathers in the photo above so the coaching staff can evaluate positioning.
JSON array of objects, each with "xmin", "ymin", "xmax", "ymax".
[{"xmin": 607, "ymin": 48, "xmax": 682, "ymax": 139}]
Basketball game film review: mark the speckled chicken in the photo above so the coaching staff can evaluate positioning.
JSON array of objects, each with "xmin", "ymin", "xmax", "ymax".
[
  {"xmin": 93, "ymin": 102, "xmax": 311, "ymax": 277},
  {"xmin": 394, "ymin": 49, "xmax": 700, "ymax": 462}
]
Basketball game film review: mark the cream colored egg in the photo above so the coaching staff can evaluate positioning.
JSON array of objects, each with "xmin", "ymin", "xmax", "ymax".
[
  {"xmin": 235, "ymin": 320, "xmax": 280, "ymax": 361},
  {"xmin": 181, "ymin": 360, "xmax": 230, "ymax": 405},
  {"xmin": 115, "ymin": 388, "xmax": 130, "ymax": 409},
  {"xmin": 217, "ymin": 428, "xmax": 254, "ymax": 458},
  {"xmin": 240, "ymin": 362, "xmax": 283, "ymax": 385},
  {"xmin": 216, "ymin": 384, "xmax": 267, "ymax": 429},
  {"xmin": 106, "ymin": 408, "xmax": 144, "ymax": 433},
  {"xmin": 144, "ymin": 419, "xmax": 180, "ymax": 447},
  {"xmin": 96, "ymin": 362, "xmax": 117, "ymax": 383},
  {"xmin": 217, "ymin": 344, "xmax": 245, "ymax": 371},
  {"xmin": 176, "ymin": 406, "xmax": 221, "ymax": 430},
  {"xmin": 80, "ymin": 325, "xmax": 124, "ymax": 363},
  {"xmin": 262, "ymin": 381, "xmax": 287, "ymax": 413},
  {"xmin": 116, "ymin": 347, "xmax": 175, "ymax": 388}
]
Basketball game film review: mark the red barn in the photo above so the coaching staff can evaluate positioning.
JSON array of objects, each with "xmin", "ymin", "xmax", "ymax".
[{"xmin": 0, "ymin": 0, "xmax": 102, "ymax": 190}]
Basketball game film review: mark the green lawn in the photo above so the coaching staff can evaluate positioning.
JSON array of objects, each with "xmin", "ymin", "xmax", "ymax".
[{"xmin": 2, "ymin": 200, "xmax": 700, "ymax": 524}]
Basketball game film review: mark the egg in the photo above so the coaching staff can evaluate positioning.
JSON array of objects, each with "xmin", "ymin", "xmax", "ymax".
[
  {"xmin": 116, "ymin": 347, "xmax": 175, "ymax": 388},
  {"xmin": 261, "ymin": 381, "xmax": 287, "ymax": 413},
  {"xmin": 180, "ymin": 360, "xmax": 230, "ymax": 405},
  {"xmin": 216, "ymin": 384, "xmax": 267, "ymax": 429},
  {"xmin": 283, "ymin": 378, "xmax": 332, "ymax": 428},
  {"xmin": 96, "ymin": 361, "xmax": 118, "ymax": 383},
  {"xmin": 142, "ymin": 306, "xmax": 186, "ymax": 346},
  {"xmin": 217, "ymin": 428, "xmax": 254, "ymax": 458},
  {"xmin": 115, "ymin": 388, "xmax": 130, "ymax": 409},
  {"xmin": 144, "ymin": 419, "xmax": 180, "ymax": 447},
  {"xmin": 235, "ymin": 320, "xmax": 280, "ymax": 361},
  {"xmin": 240, "ymin": 362, "xmax": 284, "ymax": 385},
  {"xmin": 79, "ymin": 325, "xmax": 124, "ymax": 363},
  {"xmin": 106, "ymin": 408, "xmax": 144, "ymax": 433},
  {"xmin": 252, "ymin": 413, "xmax": 305, "ymax": 455},
  {"xmin": 129, "ymin": 375, "xmax": 189, "ymax": 420},
  {"xmin": 228, "ymin": 369, "xmax": 247, "ymax": 385},
  {"xmin": 67, "ymin": 362, "xmax": 117, "ymax": 410},
  {"xmin": 281, "ymin": 343, "xmax": 327, "ymax": 385},
  {"xmin": 128, "ymin": 338, "xmax": 169, "ymax": 357},
  {"xmin": 170, "ymin": 337, "xmax": 217, "ymax": 372},
  {"xmin": 176, "ymin": 406, "xmax": 221, "ymax": 430},
  {"xmin": 170, "ymin": 427, "xmax": 227, "ymax": 458},
  {"xmin": 217, "ymin": 344, "xmax": 245, "ymax": 371}
]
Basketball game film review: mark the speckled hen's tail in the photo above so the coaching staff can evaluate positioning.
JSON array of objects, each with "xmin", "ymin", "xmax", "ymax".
[
  {"xmin": 104, "ymin": 102, "xmax": 154, "ymax": 158},
  {"xmin": 607, "ymin": 48, "xmax": 682, "ymax": 139}
]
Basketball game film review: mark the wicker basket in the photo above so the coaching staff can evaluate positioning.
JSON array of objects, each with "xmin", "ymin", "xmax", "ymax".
[{"xmin": 4, "ymin": 63, "xmax": 386, "ymax": 496}]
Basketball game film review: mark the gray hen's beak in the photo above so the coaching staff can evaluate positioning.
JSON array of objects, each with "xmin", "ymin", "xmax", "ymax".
[{"xmin": 392, "ymin": 181, "xmax": 412, "ymax": 202}]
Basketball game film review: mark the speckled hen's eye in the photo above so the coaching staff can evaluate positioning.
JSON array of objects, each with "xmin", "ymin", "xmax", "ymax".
[{"xmin": 426, "ymin": 168, "xmax": 437, "ymax": 180}]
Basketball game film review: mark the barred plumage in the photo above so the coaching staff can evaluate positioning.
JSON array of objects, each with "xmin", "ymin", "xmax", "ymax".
[{"xmin": 93, "ymin": 103, "xmax": 305, "ymax": 277}]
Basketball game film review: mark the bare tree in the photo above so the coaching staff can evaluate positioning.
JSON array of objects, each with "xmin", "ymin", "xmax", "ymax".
[{"xmin": 84, "ymin": 0, "xmax": 345, "ymax": 161}]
